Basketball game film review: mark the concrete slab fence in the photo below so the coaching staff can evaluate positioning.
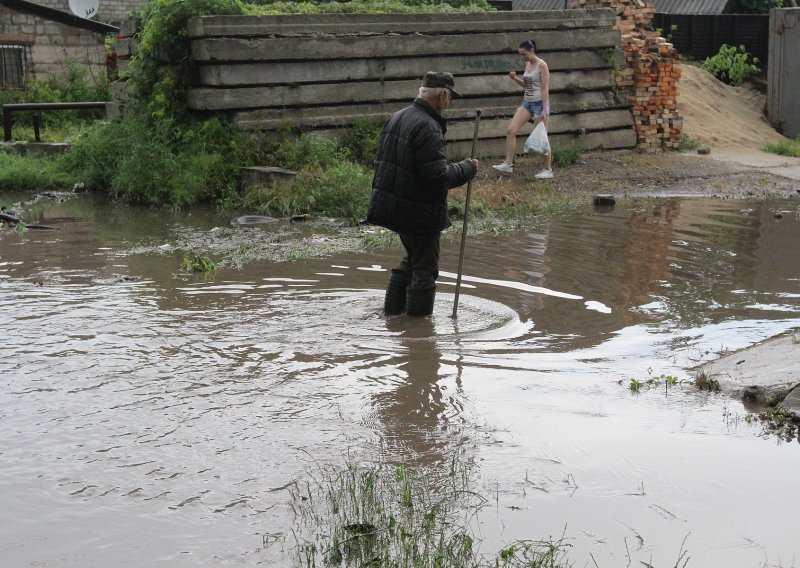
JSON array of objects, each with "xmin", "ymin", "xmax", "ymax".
[{"xmin": 187, "ymin": 9, "xmax": 636, "ymax": 158}]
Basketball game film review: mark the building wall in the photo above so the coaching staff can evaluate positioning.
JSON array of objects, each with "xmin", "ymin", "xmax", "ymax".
[
  {"xmin": 187, "ymin": 10, "xmax": 636, "ymax": 158},
  {"xmin": 0, "ymin": 4, "xmax": 107, "ymax": 85},
  {"xmin": 31, "ymin": 0, "xmax": 148, "ymax": 24},
  {"xmin": 768, "ymin": 7, "xmax": 800, "ymax": 138}
]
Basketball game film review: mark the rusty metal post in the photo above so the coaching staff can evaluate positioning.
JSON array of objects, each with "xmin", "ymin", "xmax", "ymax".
[
  {"xmin": 451, "ymin": 109, "xmax": 481, "ymax": 319},
  {"xmin": 32, "ymin": 114, "xmax": 41, "ymax": 143}
]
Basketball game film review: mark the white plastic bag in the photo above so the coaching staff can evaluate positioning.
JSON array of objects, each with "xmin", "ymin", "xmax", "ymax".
[{"xmin": 524, "ymin": 121, "xmax": 549, "ymax": 155}]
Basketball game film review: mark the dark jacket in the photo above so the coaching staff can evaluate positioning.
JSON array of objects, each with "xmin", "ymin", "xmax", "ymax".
[{"xmin": 367, "ymin": 98, "xmax": 476, "ymax": 234}]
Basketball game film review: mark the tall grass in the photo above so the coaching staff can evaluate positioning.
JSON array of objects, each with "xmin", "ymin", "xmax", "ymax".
[
  {"xmin": 58, "ymin": 112, "xmax": 253, "ymax": 207},
  {"xmin": 245, "ymin": 133, "xmax": 375, "ymax": 220},
  {"xmin": 0, "ymin": 153, "xmax": 75, "ymax": 191},
  {"xmin": 762, "ymin": 136, "xmax": 800, "ymax": 158},
  {"xmin": 289, "ymin": 457, "xmax": 572, "ymax": 568}
]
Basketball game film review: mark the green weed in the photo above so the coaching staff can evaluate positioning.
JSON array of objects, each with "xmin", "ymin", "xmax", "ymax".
[
  {"xmin": 288, "ymin": 456, "xmax": 573, "ymax": 567},
  {"xmin": 339, "ymin": 119, "xmax": 383, "ymax": 167},
  {"xmin": 626, "ymin": 373, "xmax": 681, "ymax": 394},
  {"xmin": 360, "ymin": 229, "xmax": 400, "ymax": 250},
  {"xmin": 762, "ymin": 136, "xmax": 800, "ymax": 158},
  {"xmin": 676, "ymin": 134, "xmax": 701, "ymax": 152},
  {"xmin": 244, "ymin": 160, "xmax": 372, "ymax": 221},
  {"xmin": 701, "ymin": 44, "xmax": 760, "ymax": 86},
  {"xmin": 182, "ymin": 255, "xmax": 216, "ymax": 272},
  {"xmin": 282, "ymin": 244, "xmax": 315, "ymax": 261},
  {"xmin": 694, "ymin": 371, "xmax": 721, "ymax": 392},
  {"xmin": 551, "ymin": 132, "xmax": 584, "ymax": 169}
]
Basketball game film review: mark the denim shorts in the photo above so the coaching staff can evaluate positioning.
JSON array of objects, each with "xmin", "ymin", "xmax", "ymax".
[{"xmin": 520, "ymin": 99, "xmax": 544, "ymax": 118}]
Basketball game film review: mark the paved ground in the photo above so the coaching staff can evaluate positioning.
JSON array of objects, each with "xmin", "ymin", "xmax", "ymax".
[{"xmin": 696, "ymin": 148, "xmax": 800, "ymax": 182}]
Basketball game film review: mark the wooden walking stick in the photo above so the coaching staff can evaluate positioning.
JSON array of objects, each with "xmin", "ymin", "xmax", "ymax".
[{"xmin": 452, "ymin": 109, "xmax": 481, "ymax": 319}]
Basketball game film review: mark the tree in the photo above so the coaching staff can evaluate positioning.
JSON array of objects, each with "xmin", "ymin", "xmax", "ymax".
[{"xmin": 738, "ymin": 0, "xmax": 785, "ymax": 13}]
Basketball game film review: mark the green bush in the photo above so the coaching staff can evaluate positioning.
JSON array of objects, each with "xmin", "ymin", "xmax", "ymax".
[
  {"xmin": 244, "ymin": 159, "xmax": 372, "ymax": 219},
  {"xmin": 59, "ymin": 111, "xmax": 253, "ymax": 207},
  {"xmin": 0, "ymin": 61, "xmax": 112, "ymax": 135},
  {"xmin": 340, "ymin": 119, "xmax": 383, "ymax": 166},
  {"xmin": 249, "ymin": 0, "xmax": 493, "ymax": 14},
  {"xmin": 738, "ymin": 0, "xmax": 784, "ymax": 14},
  {"xmin": 264, "ymin": 134, "xmax": 350, "ymax": 171},
  {"xmin": 128, "ymin": 0, "xmax": 248, "ymax": 121},
  {"xmin": 701, "ymin": 44, "xmax": 760, "ymax": 86},
  {"xmin": 762, "ymin": 136, "xmax": 800, "ymax": 158}
]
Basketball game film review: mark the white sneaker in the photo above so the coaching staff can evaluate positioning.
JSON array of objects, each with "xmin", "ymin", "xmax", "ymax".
[
  {"xmin": 492, "ymin": 162, "xmax": 513, "ymax": 173},
  {"xmin": 534, "ymin": 168, "xmax": 553, "ymax": 179}
]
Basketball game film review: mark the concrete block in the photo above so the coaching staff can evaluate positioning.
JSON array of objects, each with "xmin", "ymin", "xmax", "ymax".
[
  {"xmin": 112, "ymin": 81, "xmax": 128, "ymax": 102},
  {"xmin": 191, "ymin": 29, "xmax": 620, "ymax": 63},
  {"xmin": 188, "ymin": 69, "xmax": 612, "ymax": 111},
  {"xmin": 188, "ymin": 9, "xmax": 617, "ymax": 38},
  {"xmin": 198, "ymin": 49, "xmax": 611, "ymax": 87}
]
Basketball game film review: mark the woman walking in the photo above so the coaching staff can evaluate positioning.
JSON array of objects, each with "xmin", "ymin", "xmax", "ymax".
[{"xmin": 492, "ymin": 40, "xmax": 553, "ymax": 179}]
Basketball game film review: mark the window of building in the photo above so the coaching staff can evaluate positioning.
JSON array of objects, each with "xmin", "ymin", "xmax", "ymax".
[{"xmin": 0, "ymin": 45, "xmax": 28, "ymax": 89}]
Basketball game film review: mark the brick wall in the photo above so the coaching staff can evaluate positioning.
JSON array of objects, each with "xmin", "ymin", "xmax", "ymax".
[
  {"xmin": 0, "ymin": 4, "xmax": 108, "ymax": 85},
  {"xmin": 30, "ymin": 0, "xmax": 147, "ymax": 24},
  {"xmin": 570, "ymin": 0, "xmax": 683, "ymax": 150}
]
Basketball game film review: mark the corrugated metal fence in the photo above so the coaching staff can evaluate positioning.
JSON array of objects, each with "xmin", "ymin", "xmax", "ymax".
[{"xmin": 653, "ymin": 13, "xmax": 769, "ymax": 68}]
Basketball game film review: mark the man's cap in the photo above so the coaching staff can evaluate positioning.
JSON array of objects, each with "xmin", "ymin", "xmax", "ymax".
[{"xmin": 422, "ymin": 71, "xmax": 462, "ymax": 98}]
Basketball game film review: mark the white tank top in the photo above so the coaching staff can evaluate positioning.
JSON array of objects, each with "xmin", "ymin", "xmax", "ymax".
[{"xmin": 523, "ymin": 61, "xmax": 542, "ymax": 103}]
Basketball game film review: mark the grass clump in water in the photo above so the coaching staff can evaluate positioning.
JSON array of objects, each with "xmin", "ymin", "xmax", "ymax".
[
  {"xmin": 182, "ymin": 255, "xmax": 216, "ymax": 272},
  {"xmin": 288, "ymin": 456, "xmax": 572, "ymax": 567},
  {"xmin": 693, "ymin": 371, "xmax": 721, "ymax": 392}
]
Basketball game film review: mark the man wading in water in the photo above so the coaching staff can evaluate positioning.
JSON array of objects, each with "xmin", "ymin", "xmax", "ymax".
[{"xmin": 367, "ymin": 71, "xmax": 479, "ymax": 317}]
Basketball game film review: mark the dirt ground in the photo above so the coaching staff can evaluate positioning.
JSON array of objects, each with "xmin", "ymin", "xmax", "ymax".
[
  {"xmin": 473, "ymin": 149, "xmax": 799, "ymax": 206},
  {"xmin": 472, "ymin": 62, "xmax": 799, "ymax": 204}
]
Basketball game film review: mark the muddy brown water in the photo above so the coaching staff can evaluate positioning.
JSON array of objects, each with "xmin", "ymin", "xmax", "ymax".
[{"xmin": 1, "ymin": 193, "xmax": 799, "ymax": 567}]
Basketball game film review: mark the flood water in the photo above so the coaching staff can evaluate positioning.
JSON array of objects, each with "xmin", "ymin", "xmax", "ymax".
[{"xmin": 1, "ymin": 193, "xmax": 799, "ymax": 567}]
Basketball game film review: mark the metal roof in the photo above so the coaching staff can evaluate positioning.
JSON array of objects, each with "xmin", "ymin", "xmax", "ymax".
[
  {"xmin": 651, "ymin": 0, "xmax": 735, "ymax": 14},
  {"xmin": 512, "ymin": 0, "xmax": 572, "ymax": 10},
  {"xmin": 512, "ymin": 0, "xmax": 735, "ymax": 14}
]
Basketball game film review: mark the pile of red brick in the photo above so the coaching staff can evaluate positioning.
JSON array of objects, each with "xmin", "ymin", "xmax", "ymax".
[{"xmin": 570, "ymin": 0, "xmax": 683, "ymax": 151}]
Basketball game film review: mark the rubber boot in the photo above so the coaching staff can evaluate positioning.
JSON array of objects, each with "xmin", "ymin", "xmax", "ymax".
[
  {"xmin": 406, "ymin": 286, "xmax": 436, "ymax": 317},
  {"xmin": 384, "ymin": 269, "xmax": 411, "ymax": 315}
]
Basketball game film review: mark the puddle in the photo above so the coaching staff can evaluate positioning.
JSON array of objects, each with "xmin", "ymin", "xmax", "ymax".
[{"xmin": 1, "ymin": 194, "xmax": 799, "ymax": 566}]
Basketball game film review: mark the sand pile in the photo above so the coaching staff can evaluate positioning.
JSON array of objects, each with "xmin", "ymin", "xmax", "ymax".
[{"xmin": 677, "ymin": 64, "xmax": 788, "ymax": 150}]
